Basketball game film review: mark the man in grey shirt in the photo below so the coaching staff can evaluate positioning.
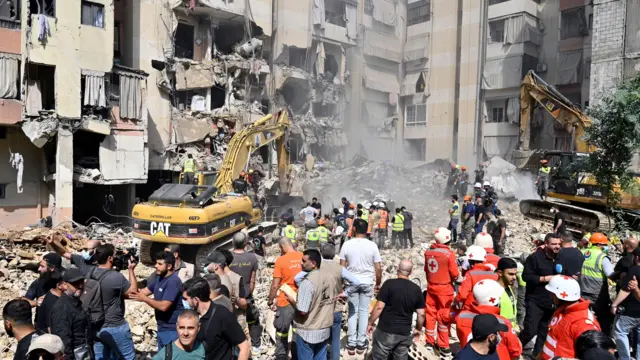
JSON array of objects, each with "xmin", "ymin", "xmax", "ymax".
[
  {"xmin": 401, "ymin": 206, "xmax": 414, "ymax": 248},
  {"xmin": 203, "ymin": 274, "xmax": 233, "ymax": 312}
]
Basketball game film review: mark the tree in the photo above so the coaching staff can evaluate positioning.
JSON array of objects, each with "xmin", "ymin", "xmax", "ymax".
[{"xmin": 584, "ymin": 74, "xmax": 640, "ymax": 218}]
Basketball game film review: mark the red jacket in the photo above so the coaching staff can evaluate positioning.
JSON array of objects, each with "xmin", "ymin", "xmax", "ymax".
[
  {"xmin": 485, "ymin": 248, "xmax": 500, "ymax": 270},
  {"xmin": 455, "ymin": 263, "xmax": 498, "ymax": 309},
  {"xmin": 541, "ymin": 299, "xmax": 600, "ymax": 360},
  {"xmin": 424, "ymin": 244, "xmax": 459, "ymax": 295},
  {"xmin": 456, "ymin": 304, "xmax": 522, "ymax": 360}
]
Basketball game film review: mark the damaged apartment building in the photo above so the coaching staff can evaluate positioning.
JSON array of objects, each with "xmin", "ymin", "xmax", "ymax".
[{"xmin": 0, "ymin": 0, "xmax": 149, "ymax": 227}]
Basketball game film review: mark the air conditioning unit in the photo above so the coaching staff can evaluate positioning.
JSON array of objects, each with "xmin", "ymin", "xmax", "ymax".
[{"xmin": 536, "ymin": 62, "xmax": 547, "ymax": 73}]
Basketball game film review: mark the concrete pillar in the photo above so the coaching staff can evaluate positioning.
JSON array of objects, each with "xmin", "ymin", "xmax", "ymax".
[{"xmin": 53, "ymin": 127, "xmax": 73, "ymax": 225}]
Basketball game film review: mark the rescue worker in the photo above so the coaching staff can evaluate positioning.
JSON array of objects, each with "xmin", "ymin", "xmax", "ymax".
[
  {"xmin": 448, "ymin": 195, "xmax": 460, "ymax": 244},
  {"xmin": 181, "ymin": 154, "xmax": 198, "ymax": 184},
  {"xmin": 232, "ymin": 171, "xmax": 249, "ymax": 194},
  {"xmin": 358, "ymin": 204, "xmax": 369, "ymax": 221},
  {"xmin": 455, "ymin": 245, "xmax": 499, "ymax": 310},
  {"xmin": 445, "ymin": 164, "xmax": 459, "ymax": 197},
  {"xmin": 458, "ymin": 166, "xmax": 469, "ymax": 199},
  {"xmin": 316, "ymin": 218, "xmax": 330, "ymax": 244},
  {"xmin": 392, "ymin": 208, "xmax": 406, "ymax": 249},
  {"xmin": 483, "ymin": 181, "xmax": 499, "ymax": 215},
  {"xmin": 284, "ymin": 218, "xmax": 297, "ymax": 244},
  {"xmin": 460, "ymin": 195, "xmax": 476, "ymax": 246},
  {"xmin": 474, "ymin": 182, "xmax": 485, "ymax": 199},
  {"xmin": 541, "ymin": 275, "xmax": 601, "ymax": 360},
  {"xmin": 474, "ymin": 232, "xmax": 500, "ymax": 270},
  {"xmin": 456, "ymin": 280, "xmax": 523, "ymax": 360},
  {"xmin": 305, "ymin": 222, "xmax": 320, "ymax": 250},
  {"xmin": 536, "ymin": 159, "xmax": 551, "ymax": 201},
  {"xmin": 346, "ymin": 209, "xmax": 355, "ymax": 238},
  {"xmin": 401, "ymin": 206, "xmax": 414, "ymax": 248},
  {"xmin": 580, "ymin": 232, "xmax": 614, "ymax": 334},
  {"xmin": 341, "ymin": 197, "xmax": 351, "ymax": 215},
  {"xmin": 367, "ymin": 205, "xmax": 377, "ymax": 240},
  {"xmin": 377, "ymin": 206, "xmax": 389, "ymax": 249},
  {"xmin": 516, "ymin": 253, "xmax": 528, "ymax": 329},
  {"xmin": 496, "ymin": 258, "xmax": 519, "ymax": 330},
  {"xmin": 475, "ymin": 163, "xmax": 485, "ymax": 184},
  {"xmin": 423, "ymin": 228, "xmax": 459, "ymax": 354}
]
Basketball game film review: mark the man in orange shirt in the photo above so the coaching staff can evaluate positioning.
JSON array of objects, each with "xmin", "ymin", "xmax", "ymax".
[{"xmin": 267, "ymin": 237, "xmax": 303, "ymax": 360}]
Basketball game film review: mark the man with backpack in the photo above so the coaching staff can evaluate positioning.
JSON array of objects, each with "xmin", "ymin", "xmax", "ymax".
[{"xmin": 83, "ymin": 244, "xmax": 139, "ymax": 360}]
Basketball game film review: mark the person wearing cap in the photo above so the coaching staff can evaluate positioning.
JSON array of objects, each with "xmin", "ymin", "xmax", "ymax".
[
  {"xmin": 460, "ymin": 195, "xmax": 476, "ymax": 246},
  {"xmin": 205, "ymin": 251, "xmax": 248, "ymax": 335},
  {"xmin": 473, "ymin": 233, "xmax": 500, "ymax": 270},
  {"xmin": 3, "ymin": 299, "xmax": 44, "ymax": 360},
  {"xmin": 455, "ymin": 280, "xmax": 522, "ymax": 360},
  {"xmin": 34, "ymin": 270, "xmax": 63, "ymax": 333},
  {"xmin": 541, "ymin": 275, "xmax": 601, "ymax": 360},
  {"xmin": 458, "ymin": 165, "xmax": 469, "ymax": 199},
  {"xmin": 496, "ymin": 258, "xmax": 519, "ymax": 330},
  {"xmin": 423, "ymin": 228, "xmax": 459, "ymax": 355},
  {"xmin": 579, "ymin": 232, "xmax": 614, "ymax": 333},
  {"xmin": 232, "ymin": 172, "xmax": 249, "ymax": 194},
  {"xmin": 50, "ymin": 268, "xmax": 91, "ymax": 360},
  {"xmin": 454, "ymin": 314, "xmax": 507, "ymax": 360},
  {"xmin": 22, "ymin": 253, "xmax": 63, "ymax": 308},
  {"xmin": 401, "ymin": 206, "xmax": 414, "ymax": 248},
  {"xmin": 26, "ymin": 334, "xmax": 65, "ymax": 360},
  {"xmin": 536, "ymin": 159, "xmax": 551, "ymax": 201},
  {"xmin": 518, "ymin": 233, "xmax": 561, "ymax": 358},
  {"xmin": 455, "ymin": 246, "xmax": 498, "ymax": 311}
]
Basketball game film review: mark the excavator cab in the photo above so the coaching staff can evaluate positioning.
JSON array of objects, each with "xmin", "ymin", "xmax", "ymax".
[{"xmin": 178, "ymin": 171, "xmax": 218, "ymax": 186}]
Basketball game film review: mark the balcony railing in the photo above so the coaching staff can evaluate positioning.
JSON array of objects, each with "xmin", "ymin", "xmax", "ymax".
[{"xmin": 0, "ymin": 17, "xmax": 20, "ymax": 30}]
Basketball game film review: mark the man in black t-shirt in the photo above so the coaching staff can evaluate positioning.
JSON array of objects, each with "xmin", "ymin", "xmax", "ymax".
[
  {"xmin": 554, "ymin": 237, "xmax": 584, "ymax": 278},
  {"xmin": 3, "ymin": 299, "xmax": 44, "ymax": 360},
  {"xmin": 551, "ymin": 206, "xmax": 569, "ymax": 238},
  {"xmin": 367, "ymin": 259, "xmax": 425, "ymax": 359},
  {"xmin": 612, "ymin": 237, "xmax": 639, "ymax": 291},
  {"xmin": 311, "ymin": 197, "xmax": 322, "ymax": 217},
  {"xmin": 22, "ymin": 253, "xmax": 63, "ymax": 308},
  {"xmin": 34, "ymin": 270, "xmax": 63, "ymax": 333},
  {"xmin": 182, "ymin": 277, "xmax": 249, "ymax": 360},
  {"xmin": 487, "ymin": 213, "xmax": 507, "ymax": 255},
  {"xmin": 612, "ymin": 248, "xmax": 640, "ymax": 360}
]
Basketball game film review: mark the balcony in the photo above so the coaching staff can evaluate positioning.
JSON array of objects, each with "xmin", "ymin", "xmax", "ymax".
[
  {"xmin": 488, "ymin": 0, "xmax": 538, "ymax": 20},
  {"xmin": 483, "ymin": 54, "xmax": 538, "ymax": 90}
]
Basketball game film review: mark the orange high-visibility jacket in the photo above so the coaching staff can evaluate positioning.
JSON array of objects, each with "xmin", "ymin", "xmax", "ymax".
[
  {"xmin": 541, "ymin": 298, "xmax": 600, "ymax": 360},
  {"xmin": 456, "ymin": 304, "xmax": 522, "ymax": 360},
  {"xmin": 424, "ymin": 244, "xmax": 459, "ymax": 296}
]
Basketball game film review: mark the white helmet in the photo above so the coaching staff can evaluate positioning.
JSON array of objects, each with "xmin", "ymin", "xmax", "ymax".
[
  {"xmin": 434, "ymin": 227, "xmax": 452, "ymax": 244},
  {"xmin": 338, "ymin": 208, "xmax": 345, "ymax": 214},
  {"xmin": 466, "ymin": 245, "xmax": 487, "ymax": 262},
  {"xmin": 347, "ymin": 209, "xmax": 355, "ymax": 217},
  {"xmin": 483, "ymin": 181, "xmax": 491, "ymax": 187},
  {"xmin": 545, "ymin": 275, "xmax": 581, "ymax": 301},
  {"xmin": 474, "ymin": 232, "xmax": 493, "ymax": 249},
  {"xmin": 474, "ymin": 182, "xmax": 482, "ymax": 188},
  {"xmin": 472, "ymin": 279, "xmax": 505, "ymax": 307},
  {"xmin": 373, "ymin": 201, "xmax": 379, "ymax": 206}
]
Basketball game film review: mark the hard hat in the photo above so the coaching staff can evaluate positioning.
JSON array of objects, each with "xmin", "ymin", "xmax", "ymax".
[
  {"xmin": 347, "ymin": 209, "xmax": 355, "ymax": 216},
  {"xmin": 451, "ymin": 164, "xmax": 457, "ymax": 169},
  {"xmin": 240, "ymin": 171, "xmax": 246, "ymax": 176},
  {"xmin": 474, "ymin": 232, "xmax": 494, "ymax": 249},
  {"xmin": 373, "ymin": 201, "xmax": 379, "ymax": 206},
  {"xmin": 249, "ymin": 169, "xmax": 254, "ymax": 174},
  {"xmin": 545, "ymin": 275, "xmax": 581, "ymax": 301},
  {"xmin": 541, "ymin": 159, "xmax": 548, "ymax": 164},
  {"xmin": 589, "ymin": 232, "xmax": 609, "ymax": 245},
  {"xmin": 474, "ymin": 182, "xmax": 482, "ymax": 188},
  {"xmin": 472, "ymin": 279, "xmax": 505, "ymax": 307},
  {"xmin": 483, "ymin": 181, "xmax": 491, "ymax": 187},
  {"xmin": 461, "ymin": 166, "xmax": 467, "ymax": 171},
  {"xmin": 338, "ymin": 208, "xmax": 345, "ymax": 214},
  {"xmin": 464, "ymin": 195, "xmax": 472, "ymax": 201},
  {"xmin": 434, "ymin": 227, "xmax": 452, "ymax": 244},
  {"xmin": 466, "ymin": 245, "xmax": 487, "ymax": 262},
  {"xmin": 456, "ymin": 165, "xmax": 461, "ymax": 169},
  {"xmin": 317, "ymin": 218, "xmax": 325, "ymax": 225}
]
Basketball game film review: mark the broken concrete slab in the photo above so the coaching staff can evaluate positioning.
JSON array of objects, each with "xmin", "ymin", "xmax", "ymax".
[
  {"xmin": 174, "ymin": 61, "xmax": 223, "ymax": 90},
  {"xmin": 79, "ymin": 117, "xmax": 111, "ymax": 135},
  {"xmin": 20, "ymin": 116, "xmax": 59, "ymax": 148}
]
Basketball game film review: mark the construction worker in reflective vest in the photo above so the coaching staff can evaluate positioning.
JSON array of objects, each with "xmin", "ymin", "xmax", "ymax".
[
  {"xmin": 305, "ymin": 222, "xmax": 321, "ymax": 250},
  {"xmin": 455, "ymin": 246, "xmax": 499, "ymax": 310},
  {"xmin": 541, "ymin": 276, "xmax": 600, "ymax": 360},
  {"xmin": 346, "ymin": 210, "xmax": 355, "ymax": 238},
  {"xmin": 456, "ymin": 280, "xmax": 523, "ymax": 360},
  {"xmin": 516, "ymin": 254, "xmax": 527, "ymax": 328},
  {"xmin": 536, "ymin": 159, "xmax": 551, "ymax": 201},
  {"xmin": 448, "ymin": 195, "xmax": 460, "ymax": 243},
  {"xmin": 496, "ymin": 258, "xmax": 519, "ymax": 330},
  {"xmin": 580, "ymin": 232, "xmax": 614, "ymax": 333},
  {"xmin": 391, "ymin": 208, "xmax": 406, "ymax": 249},
  {"xmin": 284, "ymin": 218, "xmax": 296, "ymax": 244},
  {"xmin": 474, "ymin": 232, "xmax": 500, "ymax": 270},
  {"xmin": 358, "ymin": 204, "xmax": 369, "ymax": 220},
  {"xmin": 181, "ymin": 154, "xmax": 198, "ymax": 184},
  {"xmin": 423, "ymin": 228, "xmax": 459, "ymax": 355},
  {"xmin": 316, "ymin": 218, "xmax": 329, "ymax": 244}
]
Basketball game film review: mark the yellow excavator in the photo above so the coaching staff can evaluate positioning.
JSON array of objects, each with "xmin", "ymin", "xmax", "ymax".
[
  {"xmin": 514, "ymin": 70, "xmax": 640, "ymax": 233},
  {"xmin": 131, "ymin": 110, "xmax": 303, "ymax": 267}
]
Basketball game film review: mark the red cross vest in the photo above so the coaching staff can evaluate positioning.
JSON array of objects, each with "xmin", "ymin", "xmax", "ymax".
[
  {"xmin": 541, "ymin": 299, "xmax": 600, "ymax": 360},
  {"xmin": 424, "ymin": 245, "xmax": 456, "ymax": 285},
  {"xmin": 456, "ymin": 264, "xmax": 499, "ymax": 310}
]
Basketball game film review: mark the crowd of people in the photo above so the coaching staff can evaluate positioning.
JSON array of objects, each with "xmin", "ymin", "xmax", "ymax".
[{"xmin": 4, "ymin": 177, "xmax": 638, "ymax": 360}]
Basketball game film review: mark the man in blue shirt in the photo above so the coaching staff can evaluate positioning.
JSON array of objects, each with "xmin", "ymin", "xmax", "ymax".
[
  {"xmin": 131, "ymin": 252, "xmax": 184, "ymax": 349},
  {"xmin": 460, "ymin": 195, "xmax": 476, "ymax": 246}
]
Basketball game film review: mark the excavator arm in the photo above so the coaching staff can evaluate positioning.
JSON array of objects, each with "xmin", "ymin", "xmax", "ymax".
[{"xmin": 215, "ymin": 110, "xmax": 292, "ymax": 194}]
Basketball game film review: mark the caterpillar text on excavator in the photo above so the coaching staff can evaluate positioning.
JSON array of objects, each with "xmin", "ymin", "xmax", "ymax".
[
  {"xmin": 514, "ymin": 70, "xmax": 640, "ymax": 234},
  {"xmin": 131, "ymin": 110, "xmax": 305, "ymax": 268}
]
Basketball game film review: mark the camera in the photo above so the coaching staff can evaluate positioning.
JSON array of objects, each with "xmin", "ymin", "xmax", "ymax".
[{"xmin": 113, "ymin": 247, "xmax": 139, "ymax": 271}]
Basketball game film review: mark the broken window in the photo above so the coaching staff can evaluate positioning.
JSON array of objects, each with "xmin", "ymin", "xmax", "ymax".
[
  {"xmin": 213, "ymin": 23, "xmax": 246, "ymax": 54},
  {"xmin": 81, "ymin": 1, "xmax": 103, "ymax": 27},
  {"xmin": 312, "ymin": 103, "xmax": 336, "ymax": 117},
  {"xmin": 0, "ymin": 0, "xmax": 20, "ymax": 27},
  {"xmin": 174, "ymin": 22, "xmax": 194, "ymax": 59},
  {"xmin": 26, "ymin": 63, "xmax": 55, "ymax": 115},
  {"xmin": 0, "ymin": 53, "xmax": 19, "ymax": 99},
  {"xmin": 489, "ymin": 20, "xmax": 505, "ymax": 43},
  {"xmin": 408, "ymin": 0, "xmax": 430, "ymax": 26},
  {"xmin": 405, "ymin": 139, "xmax": 426, "ymax": 161},
  {"xmin": 561, "ymin": 6, "xmax": 588, "ymax": 40},
  {"xmin": 325, "ymin": 0, "xmax": 346, "ymax": 27},
  {"xmin": 0, "ymin": 126, "xmax": 6, "ymax": 139},
  {"xmin": 405, "ymin": 104, "xmax": 427, "ymax": 127},
  {"xmin": 486, "ymin": 100, "xmax": 507, "ymax": 123},
  {"xmin": 289, "ymin": 47, "xmax": 308, "ymax": 69},
  {"xmin": 364, "ymin": 0, "xmax": 373, "ymax": 16},
  {"xmin": 29, "ymin": 0, "xmax": 55, "ymax": 17},
  {"xmin": 174, "ymin": 88, "xmax": 207, "ymax": 111}
]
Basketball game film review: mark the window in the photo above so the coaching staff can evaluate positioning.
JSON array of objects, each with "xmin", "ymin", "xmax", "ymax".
[
  {"xmin": 561, "ymin": 6, "xmax": 588, "ymax": 40},
  {"xmin": 489, "ymin": 20, "xmax": 505, "ymax": 43},
  {"xmin": 0, "ymin": 184, "xmax": 5, "ymax": 199},
  {"xmin": 114, "ymin": 22, "xmax": 120, "ymax": 53},
  {"xmin": 408, "ymin": 0, "xmax": 430, "ymax": 25},
  {"xmin": 174, "ymin": 22, "xmax": 195, "ymax": 59},
  {"xmin": 26, "ymin": 63, "xmax": 56, "ymax": 113},
  {"xmin": 405, "ymin": 104, "xmax": 427, "ymax": 127},
  {"xmin": 588, "ymin": 14, "xmax": 593, "ymax": 30},
  {"xmin": 29, "ymin": 0, "xmax": 54, "ymax": 17},
  {"xmin": 325, "ymin": 0, "xmax": 346, "ymax": 27},
  {"xmin": 405, "ymin": 139, "xmax": 426, "ymax": 161},
  {"xmin": 0, "ymin": 0, "xmax": 20, "ymax": 28},
  {"xmin": 486, "ymin": 100, "xmax": 506, "ymax": 123},
  {"xmin": 81, "ymin": 1, "xmax": 104, "ymax": 27}
]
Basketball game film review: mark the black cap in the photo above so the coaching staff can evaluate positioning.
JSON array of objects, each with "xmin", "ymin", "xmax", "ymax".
[
  {"xmin": 43, "ymin": 253, "xmax": 62, "ymax": 269},
  {"xmin": 63, "ymin": 268, "xmax": 85, "ymax": 283},
  {"xmin": 497, "ymin": 258, "xmax": 517, "ymax": 271},
  {"xmin": 471, "ymin": 314, "xmax": 508, "ymax": 339},
  {"xmin": 205, "ymin": 252, "xmax": 227, "ymax": 266}
]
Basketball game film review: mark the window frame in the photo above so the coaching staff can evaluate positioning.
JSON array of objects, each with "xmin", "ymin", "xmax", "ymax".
[
  {"xmin": 405, "ymin": 103, "xmax": 427, "ymax": 127},
  {"xmin": 407, "ymin": 0, "xmax": 430, "ymax": 26},
  {"xmin": 81, "ymin": 0, "xmax": 104, "ymax": 28},
  {"xmin": 560, "ymin": 6, "xmax": 588, "ymax": 40},
  {"xmin": 486, "ymin": 100, "xmax": 507, "ymax": 123},
  {"xmin": 489, "ymin": 19, "xmax": 505, "ymax": 43}
]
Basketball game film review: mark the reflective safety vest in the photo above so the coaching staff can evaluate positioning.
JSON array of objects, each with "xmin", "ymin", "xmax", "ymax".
[
  {"xmin": 451, "ymin": 201, "xmax": 460, "ymax": 219},
  {"xmin": 378, "ymin": 210, "xmax": 388, "ymax": 229},
  {"xmin": 541, "ymin": 299, "xmax": 600, "ymax": 360},
  {"xmin": 183, "ymin": 159, "xmax": 195, "ymax": 173},
  {"xmin": 539, "ymin": 166, "xmax": 551, "ymax": 177},
  {"xmin": 285, "ymin": 225, "xmax": 297, "ymax": 242},
  {"xmin": 346, "ymin": 217, "xmax": 354, "ymax": 237},
  {"xmin": 424, "ymin": 247, "xmax": 457, "ymax": 287},
  {"xmin": 580, "ymin": 246, "xmax": 608, "ymax": 295},
  {"xmin": 517, "ymin": 262, "xmax": 526, "ymax": 287},
  {"xmin": 306, "ymin": 229, "xmax": 320, "ymax": 242},
  {"xmin": 317, "ymin": 226, "xmax": 329, "ymax": 242},
  {"xmin": 392, "ymin": 213, "xmax": 405, "ymax": 232},
  {"xmin": 360, "ymin": 209, "xmax": 369, "ymax": 220},
  {"xmin": 500, "ymin": 287, "xmax": 517, "ymax": 327}
]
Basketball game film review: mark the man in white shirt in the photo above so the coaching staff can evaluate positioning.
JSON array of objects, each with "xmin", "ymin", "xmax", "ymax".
[
  {"xmin": 300, "ymin": 202, "xmax": 319, "ymax": 228},
  {"xmin": 339, "ymin": 218, "xmax": 382, "ymax": 355}
]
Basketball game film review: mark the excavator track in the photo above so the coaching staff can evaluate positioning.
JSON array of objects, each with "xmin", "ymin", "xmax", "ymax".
[{"xmin": 519, "ymin": 199, "xmax": 614, "ymax": 234}]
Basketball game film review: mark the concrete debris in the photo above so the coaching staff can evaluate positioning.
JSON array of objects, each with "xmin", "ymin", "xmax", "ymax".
[
  {"xmin": 174, "ymin": 61, "xmax": 222, "ymax": 91},
  {"xmin": 20, "ymin": 114, "xmax": 59, "ymax": 148},
  {"xmin": 164, "ymin": 143, "xmax": 224, "ymax": 172},
  {"xmin": 235, "ymin": 38, "xmax": 263, "ymax": 59},
  {"xmin": 484, "ymin": 156, "xmax": 537, "ymax": 200}
]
